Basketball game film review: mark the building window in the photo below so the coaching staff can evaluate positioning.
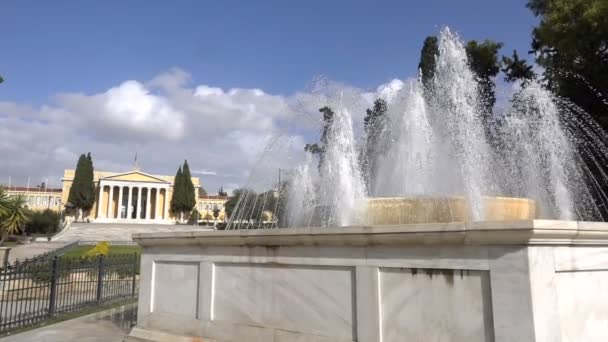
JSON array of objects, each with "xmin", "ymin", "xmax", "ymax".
[{"xmin": 36, "ymin": 196, "xmax": 41, "ymax": 206}]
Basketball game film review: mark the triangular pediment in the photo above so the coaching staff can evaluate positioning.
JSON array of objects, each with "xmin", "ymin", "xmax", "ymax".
[{"xmin": 102, "ymin": 171, "xmax": 169, "ymax": 184}]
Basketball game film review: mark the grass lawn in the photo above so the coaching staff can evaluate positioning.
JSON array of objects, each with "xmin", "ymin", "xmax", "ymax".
[{"xmin": 61, "ymin": 245, "xmax": 141, "ymax": 259}]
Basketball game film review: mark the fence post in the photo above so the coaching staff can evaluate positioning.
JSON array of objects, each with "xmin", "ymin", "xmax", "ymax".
[
  {"xmin": 96, "ymin": 255, "xmax": 105, "ymax": 302},
  {"xmin": 131, "ymin": 253, "xmax": 138, "ymax": 297},
  {"xmin": 48, "ymin": 256, "xmax": 58, "ymax": 316}
]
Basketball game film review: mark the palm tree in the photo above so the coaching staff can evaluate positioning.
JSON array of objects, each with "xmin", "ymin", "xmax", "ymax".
[
  {"xmin": 0, "ymin": 188, "xmax": 30, "ymax": 244},
  {"xmin": 0, "ymin": 188, "xmax": 10, "ymax": 218}
]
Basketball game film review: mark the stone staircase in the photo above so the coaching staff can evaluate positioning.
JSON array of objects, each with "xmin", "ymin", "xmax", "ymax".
[{"xmin": 51, "ymin": 223, "xmax": 211, "ymax": 242}]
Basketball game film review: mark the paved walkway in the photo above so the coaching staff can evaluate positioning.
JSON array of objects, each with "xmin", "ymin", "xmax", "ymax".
[
  {"xmin": 7, "ymin": 242, "xmax": 70, "ymax": 264},
  {"xmin": 0, "ymin": 303, "xmax": 136, "ymax": 342}
]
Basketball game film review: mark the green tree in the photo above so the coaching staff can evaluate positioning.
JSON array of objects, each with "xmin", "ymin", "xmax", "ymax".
[
  {"xmin": 0, "ymin": 188, "xmax": 29, "ymax": 244},
  {"xmin": 199, "ymin": 186, "xmax": 208, "ymax": 196},
  {"xmin": 361, "ymin": 98, "xmax": 388, "ymax": 191},
  {"xmin": 181, "ymin": 160, "xmax": 196, "ymax": 215},
  {"xmin": 67, "ymin": 153, "xmax": 95, "ymax": 221},
  {"xmin": 419, "ymin": 36, "xmax": 439, "ymax": 89},
  {"xmin": 465, "ymin": 40, "xmax": 504, "ymax": 118},
  {"xmin": 0, "ymin": 75, "xmax": 3, "ymax": 84},
  {"xmin": 527, "ymin": 0, "xmax": 608, "ymax": 127},
  {"xmin": 502, "ymin": 50, "xmax": 536, "ymax": 86},
  {"xmin": 218, "ymin": 186, "xmax": 228, "ymax": 197},
  {"xmin": 224, "ymin": 188, "xmax": 248, "ymax": 219},
  {"xmin": 304, "ymin": 106, "xmax": 335, "ymax": 170},
  {"xmin": 170, "ymin": 166, "xmax": 185, "ymax": 221}
]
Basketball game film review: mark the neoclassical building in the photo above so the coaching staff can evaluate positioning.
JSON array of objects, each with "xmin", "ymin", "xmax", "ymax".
[{"xmin": 61, "ymin": 169, "xmax": 201, "ymax": 224}]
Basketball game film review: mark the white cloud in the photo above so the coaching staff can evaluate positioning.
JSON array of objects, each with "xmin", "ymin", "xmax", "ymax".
[
  {"xmin": 192, "ymin": 169, "xmax": 217, "ymax": 176},
  {"xmin": 0, "ymin": 68, "xmax": 385, "ymax": 194}
]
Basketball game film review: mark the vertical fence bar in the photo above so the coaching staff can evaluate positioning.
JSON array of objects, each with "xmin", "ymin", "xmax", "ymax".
[
  {"xmin": 96, "ymin": 256, "xmax": 104, "ymax": 303},
  {"xmin": 131, "ymin": 253, "xmax": 137, "ymax": 298},
  {"xmin": 48, "ymin": 256, "xmax": 58, "ymax": 317}
]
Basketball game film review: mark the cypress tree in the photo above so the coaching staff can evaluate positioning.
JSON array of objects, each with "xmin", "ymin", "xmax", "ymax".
[
  {"xmin": 418, "ymin": 36, "xmax": 439, "ymax": 89},
  {"xmin": 170, "ymin": 166, "xmax": 184, "ymax": 218},
  {"xmin": 68, "ymin": 153, "xmax": 95, "ymax": 220},
  {"xmin": 83, "ymin": 153, "xmax": 96, "ymax": 210},
  {"xmin": 181, "ymin": 160, "xmax": 196, "ymax": 213}
]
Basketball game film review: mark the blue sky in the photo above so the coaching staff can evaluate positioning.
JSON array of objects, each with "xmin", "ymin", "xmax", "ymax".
[
  {"xmin": 0, "ymin": 0, "xmax": 538, "ymax": 191},
  {"xmin": 2, "ymin": 0, "xmax": 536, "ymax": 103}
]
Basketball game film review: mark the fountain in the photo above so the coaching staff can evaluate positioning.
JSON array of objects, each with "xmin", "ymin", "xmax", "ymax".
[
  {"xmin": 280, "ymin": 28, "xmax": 546, "ymax": 227},
  {"xmin": 127, "ymin": 27, "xmax": 608, "ymax": 342}
]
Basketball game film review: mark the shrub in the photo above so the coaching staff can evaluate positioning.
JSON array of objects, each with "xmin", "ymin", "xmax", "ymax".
[
  {"xmin": 24, "ymin": 209, "xmax": 60, "ymax": 235},
  {"xmin": 84, "ymin": 241, "xmax": 110, "ymax": 259},
  {"xmin": 187, "ymin": 209, "xmax": 199, "ymax": 225}
]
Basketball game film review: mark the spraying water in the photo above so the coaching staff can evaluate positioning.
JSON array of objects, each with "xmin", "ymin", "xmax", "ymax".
[
  {"xmin": 228, "ymin": 26, "xmax": 608, "ymax": 229},
  {"xmin": 317, "ymin": 104, "xmax": 366, "ymax": 226}
]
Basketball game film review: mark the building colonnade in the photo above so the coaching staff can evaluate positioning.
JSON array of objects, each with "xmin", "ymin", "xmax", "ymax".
[{"xmin": 96, "ymin": 181, "xmax": 170, "ymax": 222}]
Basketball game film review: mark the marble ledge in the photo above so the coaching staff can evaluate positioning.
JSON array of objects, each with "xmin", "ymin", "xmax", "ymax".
[{"xmin": 132, "ymin": 219, "xmax": 608, "ymax": 247}]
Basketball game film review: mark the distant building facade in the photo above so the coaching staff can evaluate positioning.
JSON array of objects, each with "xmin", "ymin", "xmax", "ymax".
[
  {"xmin": 6, "ymin": 187, "xmax": 63, "ymax": 212},
  {"xmin": 197, "ymin": 195, "xmax": 229, "ymax": 222},
  {"xmin": 5, "ymin": 168, "xmax": 229, "ymax": 225},
  {"xmin": 61, "ymin": 169, "xmax": 201, "ymax": 224}
]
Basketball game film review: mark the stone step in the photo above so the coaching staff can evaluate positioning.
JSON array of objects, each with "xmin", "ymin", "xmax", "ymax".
[{"xmin": 52, "ymin": 223, "xmax": 211, "ymax": 242}]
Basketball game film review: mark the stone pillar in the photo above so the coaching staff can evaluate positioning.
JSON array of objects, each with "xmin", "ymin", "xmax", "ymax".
[
  {"xmin": 155, "ymin": 188, "xmax": 161, "ymax": 220},
  {"xmin": 108, "ymin": 185, "xmax": 114, "ymax": 219},
  {"xmin": 136, "ymin": 187, "xmax": 142, "ymax": 220},
  {"xmin": 145, "ymin": 187, "xmax": 151, "ymax": 220},
  {"xmin": 117, "ymin": 186, "xmax": 124, "ymax": 219},
  {"xmin": 96, "ymin": 183, "xmax": 104, "ymax": 218},
  {"xmin": 127, "ymin": 186, "xmax": 133, "ymax": 220},
  {"xmin": 163, "ymin": 188, "xmax": 169, "ymax": 221}
]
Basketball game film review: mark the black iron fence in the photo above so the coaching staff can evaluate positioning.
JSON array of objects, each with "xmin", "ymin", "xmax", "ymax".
[{"xmin": 0, "ymin": 253, "xmax": 139, "ymax": 334}]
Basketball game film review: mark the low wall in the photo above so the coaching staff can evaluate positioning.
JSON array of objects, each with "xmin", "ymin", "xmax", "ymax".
[{"xmin": 126, "ymin": 220, "xmax": 608, "ymax": 342}]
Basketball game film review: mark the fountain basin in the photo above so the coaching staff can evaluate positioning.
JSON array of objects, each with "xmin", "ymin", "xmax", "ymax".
[
  {"xmin": 127, "ymin": 221, "xmax": 608, "ymax": 342},
  {"xmin": 366, "ymin": 196, "xmax": 536, "ymax": 225}
]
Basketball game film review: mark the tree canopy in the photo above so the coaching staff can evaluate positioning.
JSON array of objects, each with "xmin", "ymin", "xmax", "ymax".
[
  {"xmin": 67, "ymin": 153, "xmax": 95, "ymax": 217},
  {"xmin": 170, "ymin": 160, "xmax": 197, "ymax": 221},
  {"xmin": 465, "ymin": 40, "xmax": 504, "ymax": 118},
  {"xmin": 501, "ymin": 50, "xmax": 536, "ymax": 86},
  {"xmin": 361, "ymin": 98, "xmax": 388, "ymax": 191},
  {"xmin": 304, "ymin": 106, "xmax": 335, "ymax": 170},
  {"xmin": 218, "ymin": 186, "xmax": 228, "ymax": 197},
  {"xmin": 419, "ymin": 36, "xmax": 438, "ymax": 89},
  {"xmin": 527, "ymin": 0, "xmax": 608, "ymax": 126}
]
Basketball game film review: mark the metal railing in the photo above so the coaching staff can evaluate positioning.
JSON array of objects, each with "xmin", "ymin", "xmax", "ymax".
[{"xmin": 0, "ymin": 253, "xmax": 139, "ymax": 334}]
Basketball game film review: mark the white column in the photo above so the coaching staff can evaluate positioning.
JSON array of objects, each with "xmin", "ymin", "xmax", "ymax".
[
  {"xmin": 117, "ymin": 186, "xmax": 124, "ymax": 219},
  {"xmin": 96, "ymin": 183, "xmax": 104, "ymax": 218},
  {"xmin": 136, "ymin": 186, "xmax": 142, "ymax": 220},
  {"xmin": 107, "ymin": 185, "xmax": 114, "ymax": 219},
  {"xmin": 155, "ymin": 188, "xmax": 161, "ymax": 220},
  {"xmin": 127, "ymin": 186, "xmax": 133, "ymax": 220},
  {"xmin": 145, "ymin": 187, "xmax": 151, "ymax": 220},
  {"xmin": 163, "ymin": 187, "xmax": 169, "ymax": 221}
]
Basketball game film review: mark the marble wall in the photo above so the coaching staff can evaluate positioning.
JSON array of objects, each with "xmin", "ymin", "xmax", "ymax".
[
  {"xmin": 213, "ymin": 264, "xmax": 355, "ymax": 340},
  {"xmin": 379, "ymin": 268, "xmax": 493, "ymax": 342},
  {"xmin": 128, "ymin": 223, "xmax": 608, "ymax": 342}
]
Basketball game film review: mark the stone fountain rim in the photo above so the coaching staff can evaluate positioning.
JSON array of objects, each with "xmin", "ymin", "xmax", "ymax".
[
  {"xmin": 366, "ymin": 195, "xmax": 535, "ymax": 203},
  {"xmin": 133, "ymin": 219, "xmax": 608, "ymax": 247}
]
